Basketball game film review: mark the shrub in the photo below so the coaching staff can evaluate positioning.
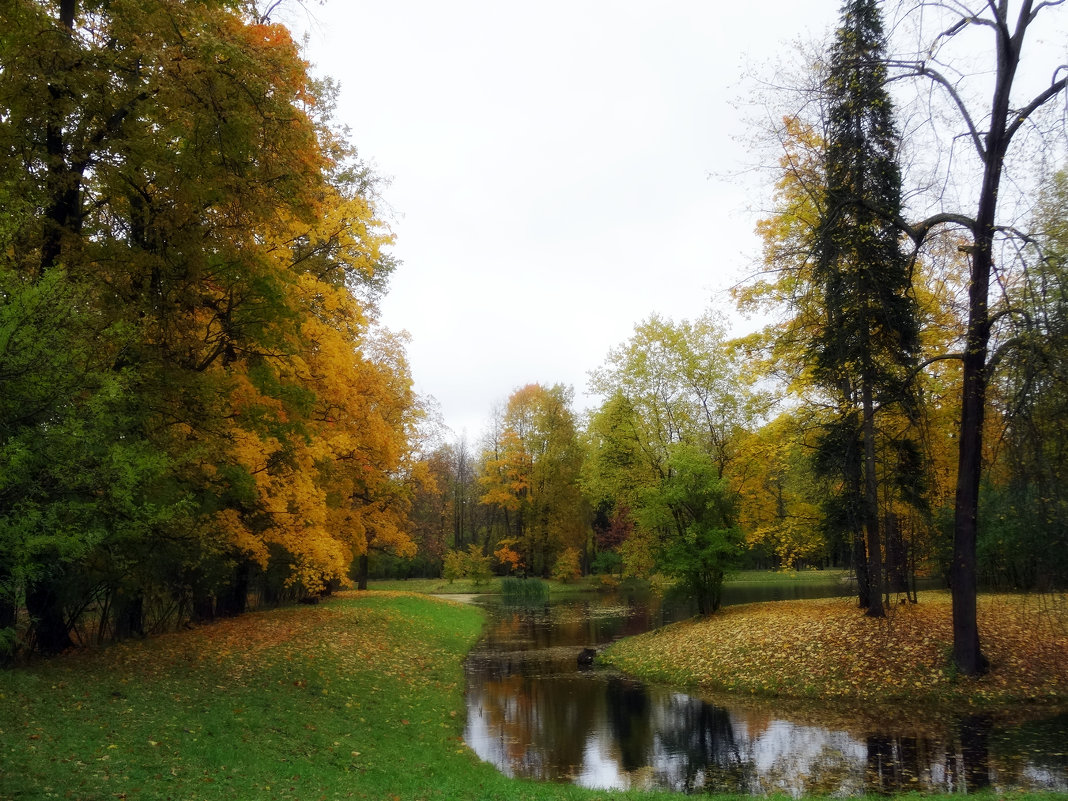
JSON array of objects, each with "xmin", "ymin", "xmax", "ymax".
[{"xmin": 442, "ymin": 550, "xmax": 466, "ymax": 584}]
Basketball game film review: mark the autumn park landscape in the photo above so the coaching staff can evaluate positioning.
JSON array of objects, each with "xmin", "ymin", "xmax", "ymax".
[{"xmin": 2, "ymin": 0, "xmax": 1068, "ymax": 799}]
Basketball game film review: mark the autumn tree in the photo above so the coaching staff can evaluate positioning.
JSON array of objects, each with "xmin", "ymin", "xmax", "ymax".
[
  {"xmin": 0, "ymin": 0, "xmax": 416, "ymax": 654},
  {"xmin": 734, "ymin": 412, "xmax": 826, "ymax": 570},
  {"xmin": 478, "ymin": 384, "xmax": 587, "ymax": 576}
]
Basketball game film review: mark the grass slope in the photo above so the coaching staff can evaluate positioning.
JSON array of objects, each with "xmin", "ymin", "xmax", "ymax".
[
  {"xmin": 601, "ymin": 591, "xmax": 1068, "ymax": 707},
  {"xmin": 0, "ymin": 592, "xmax": 671, "ymax": 801}
]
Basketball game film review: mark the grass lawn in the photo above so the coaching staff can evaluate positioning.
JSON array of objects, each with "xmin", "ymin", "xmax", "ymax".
[{"xmin": 0, "ymin": 592, "xmax": 672, "ymax": 801}]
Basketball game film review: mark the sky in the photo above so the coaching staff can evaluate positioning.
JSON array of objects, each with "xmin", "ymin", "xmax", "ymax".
[{"xmin": 293, "ymin": 1, "xmax": 841, "ymax": 440}]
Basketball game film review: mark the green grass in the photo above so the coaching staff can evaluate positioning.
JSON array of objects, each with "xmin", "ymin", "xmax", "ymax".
[
  {"xmin": 4, "ymin": 590, "xmax": 1065, "ymax": 800},
  {"xmin": 727, "ymin": 568, "xmax": 851, "ymax": 584},
  {"xmin": 0, "ymin": 592, "xmax": 673, "ymax": 801}
]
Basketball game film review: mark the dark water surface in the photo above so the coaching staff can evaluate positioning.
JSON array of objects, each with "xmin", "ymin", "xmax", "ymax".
[{"xmin": 462, "ymin": 585, "xmax": 1068, "ymax": 795}]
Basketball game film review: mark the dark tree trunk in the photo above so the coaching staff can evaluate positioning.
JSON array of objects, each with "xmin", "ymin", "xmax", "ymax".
[
  {"xmin": 0, "ymin": 564, "xmax": 16, "ymax": 665},
  {"xmin": 40, "ymin": 0, "xmax": 83, "ymax": 276},
  {"xmin": 356, "ymin": 553, "xmax": 369, "ymax": 591},
  {"xmin": 216, "ymin": 561, "xmax": 250, "ymax": 617},
  {"xmin": 885, "ymin": 512, "xmax": 910, "ymax": 594},
  {"xmin": 948, "ymin": 2, "xmax": 1024, "ymax": 677},
  {"xmin": 191, "ymin": 591, "xmax": 215, "ymax": 623},
  {"xmin": 0, "ymin": 562, "xmax": 15, "ymax": 632},
  {"xmin": 113, "ymin": 591, "xmax": 145, "ymax": 640},
  {"xmin": 853, "ymin": 531, "xmax": 871, "ymax": 610},
  {"xmin": 26, "ymin": 579, "xmax": 71, "ymax": 655}
]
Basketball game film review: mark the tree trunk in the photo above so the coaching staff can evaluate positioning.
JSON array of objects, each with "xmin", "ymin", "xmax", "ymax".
[
  {"xmin": 0, "ymin": 562, "xmax": 15, "ymax": 632},
  {"xmin": 40, "ymin": 0, "xmax": 83, "ymax": 276},
  {"xmin": 861, "ymin": 381, "xmax": 884, "ymax": 617},
  {"xmin": 113, "ymin": 591, "xmax": 145, "ymax": 640},
  {"xmin": 853, "ymin": 530, "xmax": 871, "ymax": 610},
  {"xmin": 949, "ymin": 4, "xmax": 1021, "ymax": 676},
  {"xmin": 356, "ymin": 553, "xmax": 369, "ymax": 591},
  {"xmin": 885, "ymin": 512, "xmax": 910, "ymax": 594},
  {"xmin": 216, "ymin": 560, "xmax": 250, "ymax": 617},
  {"xmin": 191, "ymin": 591, "xmax": 215, "ymax": 623},
  {"xmin": 26, "ymin": 579, "xmax": 72, "ymax": 655}
]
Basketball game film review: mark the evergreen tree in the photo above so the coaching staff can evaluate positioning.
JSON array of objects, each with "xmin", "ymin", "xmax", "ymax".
[{"xmin": 810, "ymin": 0, "xmax": 921, "ymax": 617}]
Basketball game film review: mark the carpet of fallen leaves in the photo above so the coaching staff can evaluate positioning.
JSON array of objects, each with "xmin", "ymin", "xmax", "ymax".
[{"xmin": 601, "ymin": 591, "xmax": 1068, "ymax": 708}]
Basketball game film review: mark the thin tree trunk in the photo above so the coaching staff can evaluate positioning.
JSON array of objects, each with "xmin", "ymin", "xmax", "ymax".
[{"xmin": 862, "ymin": 381, "xmax": 884, "ymax": 617}]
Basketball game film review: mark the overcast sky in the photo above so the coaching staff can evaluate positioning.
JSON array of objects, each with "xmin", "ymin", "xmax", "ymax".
[{"xmin": 296, "ymin": 1, "xmax": 841, "ymax": 440}]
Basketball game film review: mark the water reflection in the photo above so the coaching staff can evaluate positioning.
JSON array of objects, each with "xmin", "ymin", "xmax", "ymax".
[{"xmin": 463, "ymin": 594, "xmax": 1067, "ymax": 795}]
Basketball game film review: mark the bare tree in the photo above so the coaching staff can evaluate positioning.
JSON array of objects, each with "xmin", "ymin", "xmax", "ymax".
[{"xmin": 889, "ymin": 0, "xmax": 1067, "ymax": 675}]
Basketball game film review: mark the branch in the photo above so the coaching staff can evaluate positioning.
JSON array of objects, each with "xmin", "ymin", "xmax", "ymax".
[
  {"xmin": 888, "ymin": 59, "xmax": 986, "ymax": 160},
  {"xmin": 904, "ymin": 210, "xmax": 977, "ymax": 243},
  {"xmin": 1005, "ymin": 69, "xmax": 1068, "ymax": 141},
  {"xmin": 1030, "ymin": 0, "xmax": 1067, "ymax": 19},
  {"xmin": 910, "ymin": 353, "xmax": 965, "ymax": 381}
]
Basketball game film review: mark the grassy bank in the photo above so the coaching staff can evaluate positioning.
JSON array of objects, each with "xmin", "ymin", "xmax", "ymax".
[
  {"xmin": 601, "ymin": 591, "xmax": 1068, "ymax": 708},
  {"xmin": 0, "ymin": 592, "xmax": 669, "ymax": 801}
]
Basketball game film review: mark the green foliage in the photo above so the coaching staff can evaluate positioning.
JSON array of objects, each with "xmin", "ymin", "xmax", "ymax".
[
  {"xmin": 587, "ymin": 315, "xmax": 760, "ymax": 609},
  {"xmin": 478, "ymin": 384, "xmax": 588, "ymax": 577},
  {"xmin": 619, "ymin": 532, "xmax": 656, "ymax": 580},
  {"xmin": 639, "ymin": 444, "xmax": 744, "ymax": 614},
  {"xmin": 984, "ymin": 169, "xmax": 1068, "ymax": 591},
  {"xmin": 590, "ymin": 549, "xmax": 622, "ymax": 576}
]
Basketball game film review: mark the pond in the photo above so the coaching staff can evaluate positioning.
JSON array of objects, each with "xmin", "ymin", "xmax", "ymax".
[{"xmin": 462, "ymin": 585, "xmax": 1068, "ymax": 796}]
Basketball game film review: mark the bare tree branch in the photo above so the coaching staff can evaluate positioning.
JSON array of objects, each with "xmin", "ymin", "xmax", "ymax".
[
  {"xmin": 1006, "ymin": 71, "xmax": 1068, "ymax": 140},
  {"xmin": 888, "ymin": 59, "xmax": 986, "ymax": 159}
]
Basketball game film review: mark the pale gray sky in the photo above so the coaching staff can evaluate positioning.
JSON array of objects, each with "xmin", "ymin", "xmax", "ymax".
[{"xmin": 298, "ymin": 1, "xmax": 840, "ymax": 438}]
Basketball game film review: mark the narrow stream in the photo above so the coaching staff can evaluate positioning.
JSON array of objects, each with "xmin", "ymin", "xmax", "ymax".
[{"xmin": 462, "ymin": 586, "xmax": 1068, "ymax": 795}]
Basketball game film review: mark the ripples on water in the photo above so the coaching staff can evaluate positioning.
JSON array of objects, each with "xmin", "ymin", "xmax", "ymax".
[{"xmin": 462, "ymin": 589, "xmax": 1068, "ymax": 796}]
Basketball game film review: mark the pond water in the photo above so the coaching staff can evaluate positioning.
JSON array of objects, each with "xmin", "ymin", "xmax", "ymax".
[{"xmin": 462, "ymin": 585, "xmax": 1068, "ymax": 796}]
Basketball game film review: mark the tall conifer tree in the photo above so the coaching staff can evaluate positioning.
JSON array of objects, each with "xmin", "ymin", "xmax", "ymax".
[{"xmin": 811, "ymin": 0, "xmax": 920, "ymax": 617}]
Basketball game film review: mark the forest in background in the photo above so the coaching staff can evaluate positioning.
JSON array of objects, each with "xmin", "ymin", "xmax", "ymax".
[{"xmin": 1, "ymin": 0, "xmax": 1065, "ymax": 673}]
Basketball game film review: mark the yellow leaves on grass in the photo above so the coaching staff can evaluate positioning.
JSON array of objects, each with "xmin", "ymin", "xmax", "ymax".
[{"xmin": 603, "ymin": 592, "xmax": 1068, "ymax": 707}]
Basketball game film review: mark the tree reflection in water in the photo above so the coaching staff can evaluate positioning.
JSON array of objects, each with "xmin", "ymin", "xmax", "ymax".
[{"xmin": 462, "ymin": 594, "xmax": 1067, "ymax": 795}]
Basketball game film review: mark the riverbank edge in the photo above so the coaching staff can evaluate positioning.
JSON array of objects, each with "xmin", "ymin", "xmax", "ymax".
[
  {"xmin": 598, "ymin": 590, "xmax": 1068, "ymax": 713},
  {"xmin": 3, "ymin": 590, "xmax": 1065, "ymax": 800}
]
